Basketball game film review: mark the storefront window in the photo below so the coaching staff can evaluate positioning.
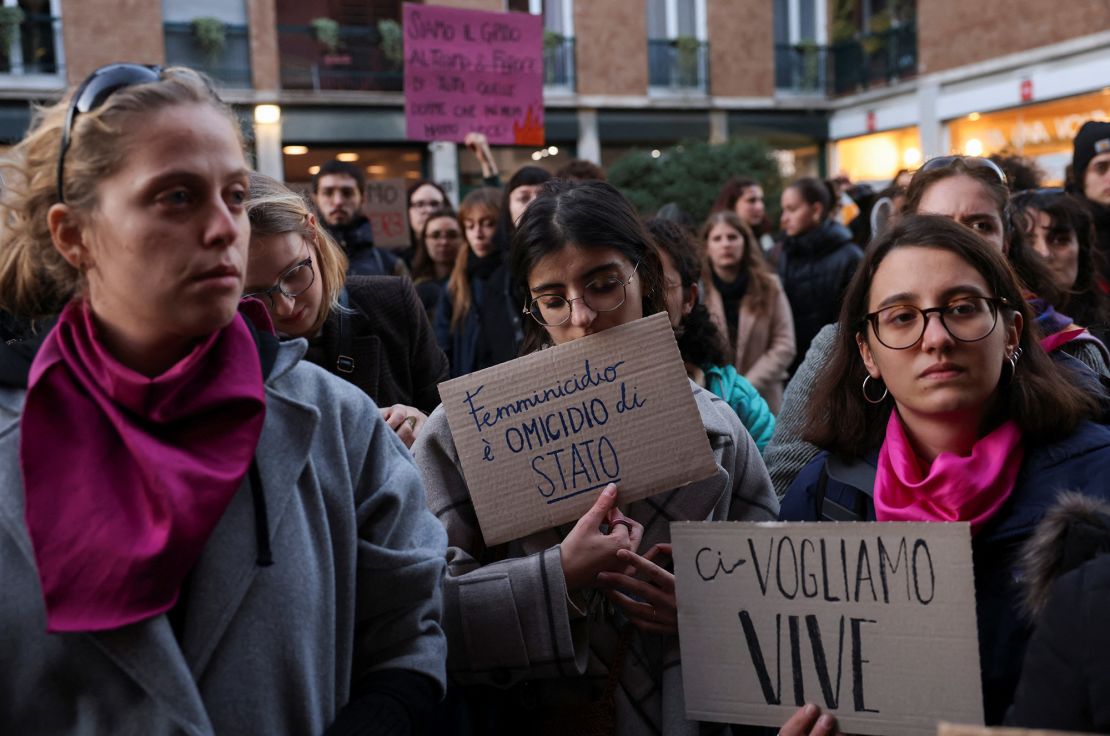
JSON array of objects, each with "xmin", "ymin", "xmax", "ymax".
[
  {"xmin": 834, "ymin": 126, "xmax": 921, "ymax": 185},
  {"xmin": 946, "ymin": 89, "xmax": 1110, "ymax": 184},
  {"xmin": 281, "ymin": 145, "xmax": 425, "ymax": 186}
]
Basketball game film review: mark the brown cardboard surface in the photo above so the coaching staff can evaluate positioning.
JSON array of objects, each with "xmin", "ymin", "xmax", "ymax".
[
  {"xmin": 438, "ymin": 313, "xmax": 717, "ymax": 545},
  {"xmin": 364, "ymin": 178, "xmax": 409, "ymax": 249},
  {"xmin": 938, "ymin": 725, "xmax": 1095, "ymax": 736},
  {"xmin": 671, "ymin": 521, "xmax": 983, "ymax": 736}
]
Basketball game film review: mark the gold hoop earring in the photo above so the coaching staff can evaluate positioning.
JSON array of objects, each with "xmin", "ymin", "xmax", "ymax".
[{"xmin": 862, "ymin": 374, "xmax": 888, "ymax": 404}]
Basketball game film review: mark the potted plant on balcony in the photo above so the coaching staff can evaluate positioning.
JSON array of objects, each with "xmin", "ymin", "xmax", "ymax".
[
  {"xmin": 190, "ymin": 17, "xmax": 226, "ymax": 68},
  {"xmin": 378, "ymin": 19, "xmax": 402, "ymax": 70},
  {"xmin": 675, "ymin": 35, "xmax": 700, "ymax": 88},
  {"xmin": 311, "ymin": 17, "xmax": 350, "ymax": 66},
  {"xmin": 0, "ymin": 5, "xmax": 25, "ymax": 56}
]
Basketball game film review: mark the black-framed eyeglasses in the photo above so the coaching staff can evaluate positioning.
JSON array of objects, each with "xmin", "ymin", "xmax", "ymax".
[
  {"xmin": 861, "ymin": 296, "xmax": 1010, "ymax": 350},
  {"xmin": 242, "ymin": 257, "xmax": 315, "ymax": 310},
  {"xmin": 56, "ymin": 63, "xmax": 163, "ymax": 204},
  {"xmin": 919, "ymin": 155, "xmax": 1008, "ymax": 186},
  {"xmin": 523, "ymin": 262, "xmax": 639, "ymax": 327}
]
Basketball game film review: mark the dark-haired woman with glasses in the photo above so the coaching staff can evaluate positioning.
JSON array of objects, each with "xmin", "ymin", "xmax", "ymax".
[
  {"xmin": 414, "ymin": 180, "xmax": 778, "ymax": 736},
  {"xmin": 0, "ymin": 65, "xmax": 447, "ymax": 733},
  {"xmin": 778, "ymin": 214, "xmax": 1110, "ymax": 724},
  {"xmin": 244, "ymin": 172, "xmax": 448, "ymax": 447}
]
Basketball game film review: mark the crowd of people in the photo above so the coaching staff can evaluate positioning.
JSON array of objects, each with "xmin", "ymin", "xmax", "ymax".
[{"xmin": 2, "ymin": 63, "xmax": 1110, "ymax": 735}]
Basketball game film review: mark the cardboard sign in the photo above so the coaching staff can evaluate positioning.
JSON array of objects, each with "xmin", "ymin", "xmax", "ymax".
[
  {"xmin": 671, "ymin": 522, "xmax": 983, "ymax": 736},
  {"xmin": 938, "ymin": 725, "xmax": 1093, "ymax": 736},
  {"xmin": 403, "ymin": 3, "xmax": 544, "ymax": 145},
  {"xmin": 364, "ymin": 178, "xmax": 409, "ymax": 250},
  {"xmin": 438, "ymin": 313, "xmax": 717, "ymax": 546}
]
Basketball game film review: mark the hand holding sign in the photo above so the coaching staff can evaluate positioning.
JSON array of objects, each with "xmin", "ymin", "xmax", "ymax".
[
  {"xmin": 561, "ymin": 483, "xmax": 644, "ymax": 592},
  {"xmin": 780, "ymin": 705, "xmax": 841, "ymax": 736},
  {"xmin": 598, "ymin": 543, "xmax": 678, "ymax": 635}
]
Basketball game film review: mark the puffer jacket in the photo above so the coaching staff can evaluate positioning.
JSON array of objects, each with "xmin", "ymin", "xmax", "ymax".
[
  {"xmin": 1004, "ymin": 494, "xmax": 1110, "ymax": 731},
  {"xmin": 780, "ymin": 421, "xmax": 1110, "ymax": 725},
  {"xmin": 777, "ymin": 220, "xmax": 862, "ymax": 374},
  {"xmin": 702, "ymin": 363, "xmax": 775, "ymax": 452}
]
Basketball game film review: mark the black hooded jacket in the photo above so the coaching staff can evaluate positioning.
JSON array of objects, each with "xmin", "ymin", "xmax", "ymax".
[{"xmin": 777, "ymin": 219, "xmax": 863, "ymax": 373}]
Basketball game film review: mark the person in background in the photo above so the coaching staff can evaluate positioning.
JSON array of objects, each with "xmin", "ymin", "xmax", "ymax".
[
  {"xmin": 777, "ymin": 176, "xmax": 863, "ymax": 374},
  {"xmin": 412, "ymin": 206, "xmax": 462, "ymax": 321},
  {"xmin": 1011, "ymin": 188, "xmax": 1110, "ymax": 344},
  {"xmin": 647, "ymin": 217, "xmax": 775, "ymax": 451},
  {"xmin": 712, "ymin": 176, "xmax": 775, "ymax": 253},
  {"xmin": 415, "ymin": 179, "xmax": 777, "ymax": 736},
  {"xmin": 312, "ymin": 160, "xmax": 407, "ymax": 278},
  {"xmin": 246, "ymin": 172, "xmax": 448, "ymax": 447},
  {"xmin": 435, "ymin": 187, "xmax": 510, "ymax": 377},
  {"xmin": 0, "ymin": 63, "xmax": 446, "ymax": 734},
  {"xmin": 699, "ymin": 210, "xmax": 796, "ymax": 412},
  {"xmin": 1070, "ymin": 121, "xmax": 1110, "ymax": 269},
  {"xmin": 989, "ymin": 153, "xmax": 1044, "ymax": 192},
  {"xmin": 780, "ymin": 214, "xmax": 1110, "ymax": 723},
  {"xmin": 404, "ymin": 178, "xmax": 450, "ymax": 267},
  {"xmin": 555, "ymin": 158, "xmax": 605, "ymax": 181}
]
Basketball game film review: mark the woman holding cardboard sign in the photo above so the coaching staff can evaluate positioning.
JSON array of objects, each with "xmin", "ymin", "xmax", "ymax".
[
  {"xmin": 414, "ymin": 180, "xmax": 779, "ymax": 736},
  {"xmin": 778, "ymin": 214, "xmax": 1110, "ymax": 723}
]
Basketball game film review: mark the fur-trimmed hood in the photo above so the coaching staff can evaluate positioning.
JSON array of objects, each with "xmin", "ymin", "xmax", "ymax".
[{"xmin": 1021, "ymin": 492, "xmax": 1110, "ymax": 621}]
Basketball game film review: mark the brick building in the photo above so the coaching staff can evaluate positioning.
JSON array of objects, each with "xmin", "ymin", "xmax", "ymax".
[{"xmin": 0, "ymin": 0, "xmax": 1106, "ymax": 197}]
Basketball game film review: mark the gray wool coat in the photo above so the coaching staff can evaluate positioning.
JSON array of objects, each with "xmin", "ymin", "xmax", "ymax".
[
  {"xmin": 0, "ymin": 339, "xmax": 447, "ymax": 735},
  {"xmin": 413, "ymin": 380, "xmax": 779, "ymax": 736}
]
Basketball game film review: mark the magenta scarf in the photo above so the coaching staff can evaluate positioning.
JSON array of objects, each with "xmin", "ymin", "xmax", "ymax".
[
  {"xmin": 20, "ymin": 300, "xmax": 267, "ymax": 632},
  {"xmin": 873, "ymin": 411, "xmax": 1024, "ymax": 534}
]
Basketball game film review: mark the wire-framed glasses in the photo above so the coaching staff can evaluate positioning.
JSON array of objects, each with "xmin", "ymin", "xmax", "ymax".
[
  {"xmin": 242, "ymin": 257, "xmax": 315, "ymax": 310},
  {"xmin": 862, "ymin": 296, "xmax": 1010, "ymax": 350},
  {"xmin": 523, "ymin": 262, "xmax": 640, "ymax": 327}
]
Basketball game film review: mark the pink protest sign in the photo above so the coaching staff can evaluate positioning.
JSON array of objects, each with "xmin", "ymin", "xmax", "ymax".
[{"xmin": 403, "ymin": 3, "xmax": 544, "ymax": 146}]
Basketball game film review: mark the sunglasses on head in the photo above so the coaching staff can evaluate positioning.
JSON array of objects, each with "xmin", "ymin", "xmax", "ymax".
[
  {"xmin": 56, "ymin": 63, "xmax": 163, "ymax": 204},
  {"xmin": 919, "ymin": 155, "xmax": 1008, "ymax": 187}
]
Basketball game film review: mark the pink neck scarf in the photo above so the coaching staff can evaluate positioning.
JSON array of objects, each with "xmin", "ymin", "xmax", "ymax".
[
  {"xmin": 20, "ymin": 300, "xmax": 267, "ymax": 632},
  {"xmin": 873, "ymin": 411, "xmax": 1024, "ymax": 534}
]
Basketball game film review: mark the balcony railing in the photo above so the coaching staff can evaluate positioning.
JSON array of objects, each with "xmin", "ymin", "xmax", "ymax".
[
  {"xmin": 164, "ymin": 22, "xmax": 252, "ymax": 87},
  {"xmin": 278, "ymin": 23, "xmax": 402, "ymax": 92},
  {"xmin": 543, "ymin": 36, "xmax": 574, "ymax": 89},
  {"xmin": 648, "ymin": 38, "xmax": 708, "ymax": 93},
  {"xmin": 829, "ymin": 21, "xmax": 917, "ymax": 95},
  {"xmin": 0, "ymin": 14, "xmax": 60, "ymax": 75},
  {"xmin": 774, "ymin": 43, "xmax": 827, "ymax": 94}
]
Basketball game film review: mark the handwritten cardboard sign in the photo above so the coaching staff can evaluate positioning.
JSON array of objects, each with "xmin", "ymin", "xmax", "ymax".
[
  {"xmin": 403, "ymin": 3, "xmax": 544, "ymax": 145},
  {"xmin": 938, "ymin": 725, "xmax": 1091, "ymax": 736},
  {"xmin": 671, "ymin": 522, "xmax": 983, "ymax": 736},
  {"xmin": 364, "ymin": 178, "xmax": 409, "ymax": 250},
  {"xmin": 438, "ymin": 313, "xmax": 717, "ymax": 545}
]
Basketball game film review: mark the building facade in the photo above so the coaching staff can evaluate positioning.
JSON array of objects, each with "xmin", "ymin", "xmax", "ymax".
[{"xmin": 0, "ymin": 0, "xmax": 1106, "ymax": 198}]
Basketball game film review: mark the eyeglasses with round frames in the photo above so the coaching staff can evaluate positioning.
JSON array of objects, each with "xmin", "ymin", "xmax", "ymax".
[
  {"xmin": 524, "ymin": 262, "xmax": 640, "ymax": 327},
  {"xmin": 242, "ymin": 256, "xmax": 315, "ymax": 310},
  {"xmin": 861, "ymin": 295, "xmax": 1010, "ymax": 350}
]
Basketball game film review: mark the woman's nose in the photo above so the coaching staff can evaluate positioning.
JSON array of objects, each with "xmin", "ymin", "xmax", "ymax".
[
  {"xmin": 272, "ymin": 291, "xmax": 296, "ymax": 317},
  {"xmin": 568, "ymin": 298, "xmax": 597, "ymax": 328}
]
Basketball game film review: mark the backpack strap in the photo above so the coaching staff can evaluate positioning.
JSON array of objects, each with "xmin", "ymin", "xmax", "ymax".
[
  {"xmin": 335, "ymin": 286, "xmax": 355, "ymax": 374},
  {"xmin": 816, "ymin": 455, "xmax": 875, "ymax": 522}
]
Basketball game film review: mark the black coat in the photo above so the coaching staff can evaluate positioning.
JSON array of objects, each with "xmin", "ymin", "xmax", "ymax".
[
  {"xmin": 1006, "ymin": 553, "xmax": 1110, "ymax": 731},
  {"xmin": 777, "ymin": 220, "xmax": 862, "ymax": 373},
  {"xmin": 326, "ymin": 217, "xmax": 406, "ymax": 278},
  {"xmin": 302, "ymin": 276, "xmax": 448, "ymax": 414}
]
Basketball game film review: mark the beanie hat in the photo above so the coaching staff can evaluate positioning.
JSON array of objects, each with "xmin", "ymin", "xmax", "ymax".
[{"xmin": 1072, "ymin": 121, "xmax": 1110, "ymax": 183}]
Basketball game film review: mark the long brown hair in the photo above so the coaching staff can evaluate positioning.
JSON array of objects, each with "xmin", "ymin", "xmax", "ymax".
[
  {"xmin": 805, "ymin": 214, "xmax": 1098, "ymax": 457},
  {"xmin": 447, "ymin": 187, "xmax": 500, "ymax": 332},
  {"xmin": 699, "ymin": 210, "xmax": 777, "ymax": 316}
]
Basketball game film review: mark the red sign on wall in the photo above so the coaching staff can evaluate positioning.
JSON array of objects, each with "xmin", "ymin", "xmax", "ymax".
[{"xmin": 1020, "ymin": 79, "xmax": 1034, "ymax": 103}]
